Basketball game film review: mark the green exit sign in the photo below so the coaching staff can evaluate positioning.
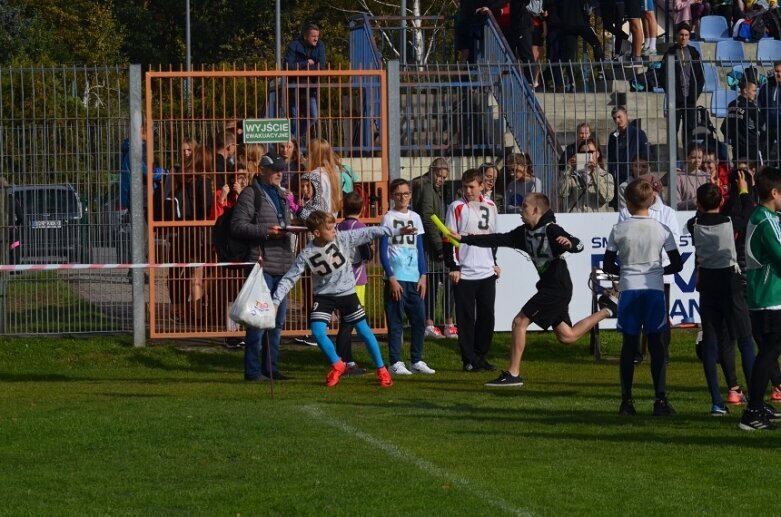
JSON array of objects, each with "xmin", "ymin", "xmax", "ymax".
[{"xmin": 243, "ymin": 118, "xmax": 291, "ymax": 144}]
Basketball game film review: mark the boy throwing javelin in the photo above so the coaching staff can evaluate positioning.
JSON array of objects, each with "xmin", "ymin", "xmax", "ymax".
[
  {"xmin": 272, "ymin": 210, "xmax": 417, "ymax": 388},
  {"xmin": 450, "ymin": 192, "xmax": 617, "ymax": 386}
]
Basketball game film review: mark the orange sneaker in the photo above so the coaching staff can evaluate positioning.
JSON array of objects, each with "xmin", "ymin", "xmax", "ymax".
[
  {"xmin": 772, "ymin": 386, "xmax": 781, "ymax": 402},
  {"xmin": 727, "ymin": 387, "xmax": 747, "ymax": 405},
  {"xmin": 325, "ymin": 360, "xmax": 346, "ymax": 387},
  {"xmin": 377, "ymin": 366, "xmax": 393, "ymax": 388}
]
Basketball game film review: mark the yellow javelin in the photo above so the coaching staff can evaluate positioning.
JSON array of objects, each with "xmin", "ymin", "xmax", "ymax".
[{"xmin": 431, "ymin": 214, "xmax": 459, "ymax": 247}]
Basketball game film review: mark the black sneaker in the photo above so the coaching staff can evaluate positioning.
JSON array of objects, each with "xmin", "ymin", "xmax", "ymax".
[
  {"xmin": 619, "ymin": 399, "xmax": 637, "ymax": 416},
  {"xmin": 653, "ymin": 398, "xmax": 677, "ymax": 417},
  {"xmin": 739, "ymin": 408, "xmax": 778, "ymax": 431},
  {"xmin": 294, "ymin": 335, "xmax": 318, "ymax": 347},
  {"xmin": 485, "ymin": 371, "xmax": 524, "ymax": 387},
  {"xmin": 463, "ymin": 363, "xmax": 485, "ymax": 373},
  {"xmin": 597, "ymin": 293, "xmax": 618, "ymax": 317},
  {"xmin": 224, "ymin": 337, "xmax": 244, "ymax": 350},
  {"xmin": 344, "ymin": 363, "xmax": 368, "ymax": 376},
  {"xmin": 633, "ymin": 352, "xmax": 644, "ymax": 365},
  {"xmin": 762, "ymin": 403, "xmax": 781, "ymax": 421},
  {"xmin": 479, "ymin": 359, "xmax": 497, "ymax": 371}
]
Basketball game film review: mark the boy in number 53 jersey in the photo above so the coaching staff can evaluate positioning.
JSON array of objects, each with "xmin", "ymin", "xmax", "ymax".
[{"xmin": 272, "ymin": 210, "xmax": 417, "ymax": 387}]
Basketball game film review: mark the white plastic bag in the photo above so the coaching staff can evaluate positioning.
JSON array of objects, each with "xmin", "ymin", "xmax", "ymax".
[{"xmin": 229, "ymin": 263, "xmax": 277, "ymax": 329}]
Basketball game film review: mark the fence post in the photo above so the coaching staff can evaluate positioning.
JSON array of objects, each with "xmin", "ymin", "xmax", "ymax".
[
  {"xmin": 387, "ymin": 60, "xmax": 401, "ymax": 181},
  {"xmin": 666, "ymin": 57, "xmax": 678, "ymax": 209},
  {"xmin": 129, "ymin": 64, "xmax": 146, "ymax": 348}
]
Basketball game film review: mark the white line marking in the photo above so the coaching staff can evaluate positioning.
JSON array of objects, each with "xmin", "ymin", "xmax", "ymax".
[{"xmin": 299, "ymin": 405, "xmax": 534, "ymax": 517}]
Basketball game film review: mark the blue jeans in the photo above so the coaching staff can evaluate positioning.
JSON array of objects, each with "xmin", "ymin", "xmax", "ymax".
[
  {"xmin": 288, "ymin": 90, "xmax": 319, "ymax": 144},
  {"xmin": 384, "ymin": 280, "xmax": 426, "ymax": 364},
  {"xmin": 244, "ymin": 272, "xmax": 288, "ymax": 380}
]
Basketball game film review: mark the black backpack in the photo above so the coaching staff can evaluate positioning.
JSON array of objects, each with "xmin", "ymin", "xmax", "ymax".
[
  {"xmin": 764, "ymin": 7, "xmax": 781, "ymax": 39},
  {"xmin": 691, "ymin": 106, "xmax": 717, "ymax": 141},
  {"xmin": 212, "ymin": 183, "xmax": 263, "ymax": 264}
]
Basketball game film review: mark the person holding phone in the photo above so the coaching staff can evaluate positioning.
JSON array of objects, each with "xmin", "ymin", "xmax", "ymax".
[{"xmin": 558, "ymin": 137, "xmax": 615, "ymax": 212}]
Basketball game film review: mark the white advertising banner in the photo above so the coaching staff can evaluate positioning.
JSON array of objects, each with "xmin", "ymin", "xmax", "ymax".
[{"xmin": 493, "ymin": 212, "xmax": 699, "ymax": 331}]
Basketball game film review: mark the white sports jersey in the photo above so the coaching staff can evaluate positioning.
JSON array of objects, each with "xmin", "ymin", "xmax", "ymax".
[
  {"xmin": 381, "ymin": 209, "xmax": 425, "ymax": 282},
  {"xmin": 445, "ymin": 196, "xmax": 497, "ymax": 280},
  {"xmin": 607, "ymin": 216, "xmax": 678, "ymax": 292}
]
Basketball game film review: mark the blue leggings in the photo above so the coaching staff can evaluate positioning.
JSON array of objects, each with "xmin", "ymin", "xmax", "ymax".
[{"xmin": 311, "ymin": 319, "xmax": 384, "ymax": 368}]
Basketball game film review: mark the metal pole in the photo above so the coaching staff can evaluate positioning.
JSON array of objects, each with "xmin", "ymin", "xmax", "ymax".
[
  {"xmin": 400, "ymin": 0, "xmax": 407, "ymax": 64},
  {"xmin": 185, "ymin": 0, "xmax": 192, "ymax": 114},
  {"xmin": 387, "ymin": 60, "xmax": 401, "ymax": 181},
  {"xmin": 666, "ymin": 57, "xmax": 678, "ymax": 209},
  {"xmin": 276, "ymin": 0, "xmax": 282, "ymax": 70},
  {"xmin": 129, "ymin": 64, "xmax": 146, "ymax": 348}
]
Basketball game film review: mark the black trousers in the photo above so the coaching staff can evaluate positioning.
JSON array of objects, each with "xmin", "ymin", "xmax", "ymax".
[
  {"xmin": 454, "ymin": 276, "xmax": 496, "ymax": 366},
  {"xmin": 748, "ymin": 313, "xmax": 781, "ymax": 410}
]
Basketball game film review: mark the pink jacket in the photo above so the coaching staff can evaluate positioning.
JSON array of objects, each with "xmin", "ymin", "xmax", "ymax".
[{"xmin": 672, "ymin": 0, "xmax": 692, "ymax": 24}]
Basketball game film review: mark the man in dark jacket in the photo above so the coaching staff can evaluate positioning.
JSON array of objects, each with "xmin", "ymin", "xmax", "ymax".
[
  {"xmin": 231, "ymin": 151, "xmax": 295, "ymax": 381},
  {"xmin": 722, "ymin": 79, "xmax": 763, "ymax": 163},
  {"xmin": 457, "ymin": 0, "xmax": 508, "ymax": 62},
  {"xmin": 758, "ymin": 60, "xmax": 781, "ymax": 166},
  {"xmin": 661, "ymin": 23, "xmax": 705, "ymax": 148},
  {"xmin": 284, "ymin": 23, "xmax": 326, "ymax": 144},
  {"xmin": 607, "ymin": 106, "xmax": 650, "ymax": 188}
]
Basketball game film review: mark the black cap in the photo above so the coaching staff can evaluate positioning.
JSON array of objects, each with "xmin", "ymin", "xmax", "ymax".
[{"xmin": 259, "ymin": 151, "xmax": 286, "ymax": 172}]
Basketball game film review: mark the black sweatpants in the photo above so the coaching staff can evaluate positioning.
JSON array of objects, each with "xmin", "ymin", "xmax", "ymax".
[
  {"xmin": 748, "ymin": 311, "xmax": 781, "ymax": 410},
  {"xmin": 454, "ymin": 276, "xmax": 496, "ymax": 366}
]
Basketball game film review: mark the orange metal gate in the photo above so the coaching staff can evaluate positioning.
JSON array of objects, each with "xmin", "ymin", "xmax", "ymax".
[{"xmin": 144, "ymin": 68, "xmax": 389, "ymax": 339}]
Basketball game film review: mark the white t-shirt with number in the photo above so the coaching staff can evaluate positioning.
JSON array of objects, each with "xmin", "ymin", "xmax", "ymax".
[
  {"xmin": 381, "ymin": 209, "xmax": 425, "ymax": 282},
  {"xmin": 445, "ymin": 197, "xmax": 497, "ymax": 280}
]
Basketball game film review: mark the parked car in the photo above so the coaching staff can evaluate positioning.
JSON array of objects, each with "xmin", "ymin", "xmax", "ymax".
[{"xmin": 9, "ymin": 183, "xmax": 87, "ymax": 263}]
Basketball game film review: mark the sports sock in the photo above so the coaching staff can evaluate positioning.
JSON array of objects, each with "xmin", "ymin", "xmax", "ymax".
[
  {"xmin": 648, "ymin": 333, "xmax": 667, "ymax": 399},
  {"xmin": 620, "ymin": 334, "xmax": 639, "ymax": 399},
  {"xmin": 311, "ymin": 321, "xmax": 340, "ymax": 364},
  {"xmin": 354, "ymin": 319, "xmax": 384, "ymax": 368}
]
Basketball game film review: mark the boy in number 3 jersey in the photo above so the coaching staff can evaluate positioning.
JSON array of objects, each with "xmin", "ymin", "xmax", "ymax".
[{"xmin": 272, "ymin": 210, "xmax": 417, "ymax": 387}]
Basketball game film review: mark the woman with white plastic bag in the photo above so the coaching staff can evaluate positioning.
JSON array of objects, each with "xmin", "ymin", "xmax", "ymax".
[
  {"xmin": 230, "ymin": 262, "xmax": 277, "ymax": 329},
  {"xmin": 230, "ymin": 151, "xmax": 296, "ymax": 382}
]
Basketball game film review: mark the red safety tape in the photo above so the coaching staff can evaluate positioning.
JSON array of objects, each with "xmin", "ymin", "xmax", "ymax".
[{"xmin": 0, "ymin": 261, "xmax": 255, "ymax": 272}]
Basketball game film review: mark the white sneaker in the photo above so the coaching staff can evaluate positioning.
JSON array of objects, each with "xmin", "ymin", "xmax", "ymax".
[
  {"xmin": 410, "ymin": 360, "xmax": 436, "ymax": 374},
  {"xmin": 424, "ymin": 325, "xmax": 445, "ymax": 339},
  {"xmin": 389, "ymin": 361, "xmax": 413, "ymax": 375}
]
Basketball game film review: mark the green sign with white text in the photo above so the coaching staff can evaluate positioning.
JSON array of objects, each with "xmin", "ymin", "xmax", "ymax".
[{"xmin": 243, "ymin": 118, "xmax": 291, "ymax": 144}]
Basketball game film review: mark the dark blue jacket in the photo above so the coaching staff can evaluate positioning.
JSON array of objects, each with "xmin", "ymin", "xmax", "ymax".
[
  {"xmin": 120, "ymin": 138, "xmax": 167, "ymax": 209},
  {"xmin": 758, "ymin": 76, "xmax": 781, "ymax": 134},
  {"xmin": 284, "ymin": 37, "xmax": 326, "ymax": 72},
  {"xmin": 607, "ymin": 123, "xmax": 650, "ymax": 184}
]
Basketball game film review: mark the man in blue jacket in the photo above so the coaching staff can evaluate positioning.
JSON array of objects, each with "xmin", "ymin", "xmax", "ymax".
[
  {"xmin": 284, "ymin": 23, "xmax": 326, "ymax": 146},
  {"xmin": 759, "ymin": 60, "xmax": 781, "ymax": 167},
  {"xmin": 607, "ymin": 105, "xmax": 650, "ymax": 204}
]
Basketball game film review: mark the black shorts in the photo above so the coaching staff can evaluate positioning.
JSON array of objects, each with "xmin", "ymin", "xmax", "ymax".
[
  {"xmin": 310, "ymin": 293, "xmax": 365, "ymax": 325},
  {"xmin": 625, "ymin": 0, "xmax": 642, "ymax": 19},
  {"xmin": 531, "ymin": 22, "xmax": 544, "ymax": 47},
  {"xmin": 522, "ymin": 290, "xmax": 573, "ymax": 330}
]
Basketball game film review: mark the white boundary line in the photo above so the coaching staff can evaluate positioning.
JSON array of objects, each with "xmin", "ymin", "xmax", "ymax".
[{"xmin": 298, "ymin": 405, "xmax": 534, "ymax": 517}]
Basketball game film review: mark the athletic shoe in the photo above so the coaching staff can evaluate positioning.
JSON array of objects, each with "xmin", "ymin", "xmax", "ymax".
[
  {"xmin": 739, "ymin": 408, "xmax": 778, "ymax": 431},
  {"xmin": 389, "ymin": 361, "xmax": 413, "ymax": 375},
  {"xmin": 597, "ymin": 293, "xmax": 618, "ymax": 317},
  {"xmin": 619, "ymin": 399, "xmax": 637, "ymax": 416},
  {"xmin": 653, "ymin": 398, "xmax": 677, "ymax": 417},
  {"xmin": 410, "ymin": 360, "xmax": 436, "ymax": 374},
  {"xmin": 267, "ymin": 372, "xmax": 293, "ymax": 381},
  {"xmin": 463, "ymin": 362, "xmax": 485, "ymax": 373},
  {"xmin": 224, "ymin": 337, "xmax": 244, "ymax": 350},
  {"xmin": 377, "ymin": 366, "xmax": 393, "ymax": 387},
  {"xmin": 727, "ymin": 387, "xmax": 747, "ymax": 405},
  {"xmin": 485, "ymin": 371, "xmax": 524, "ymax": 387},
  {"xmin": 762, "ymin": 403, "xmax": 781, "ymax": 421},
  {"xmin": 771, "ymin": 386, "xmax": 781, "ymax": 402},
  {"xmin": 325, "ymin": 360, "xmax": 346, "ymax": 387},
  {"xmin": 480, "ymin": 359, "xmax": 497, "ymax": 371},
  {"xmin": 633, "ymin": 352, "xmax": 644, "ymax": 365},
  {"xmin": 424, "ymin": 325, "xmax": 445, "ymax": 339},
  {"xmin": 710, "ymin": 404, "xmax": 729, "ymax": 417},
  {"xmin": 344, "ymin": 362, "xmax": 367, "ymax": 376},
  {"xmin": 294, "ymin": 335, "xmax": 318, "ymax": 347},
  {"xmin": 443, "ymin": 324, "xmax": 459, "ymax": 338}
]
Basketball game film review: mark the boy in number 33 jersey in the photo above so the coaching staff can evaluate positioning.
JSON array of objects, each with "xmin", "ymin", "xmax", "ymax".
[{"xmin": 272, "ymin": 210, "xmax": 417, "ymax": 388}]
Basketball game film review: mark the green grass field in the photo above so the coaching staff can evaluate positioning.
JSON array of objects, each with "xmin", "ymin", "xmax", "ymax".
[{"xmin": 0, "ymin": 330, "xmax": 777, "ymax": 516}]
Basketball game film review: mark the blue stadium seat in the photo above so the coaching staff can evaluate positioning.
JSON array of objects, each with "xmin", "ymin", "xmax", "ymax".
[
  {"xmin": 699, "ymin": 15, "xmax": 731, "ymax": 42},
  {"xmin": 711, "ymin": 89, "xmax": 738, "ymax": 118},
  {"xmin": 687, "ymin": 40, "xmax": 702, "ymax": 55},
  {"xmin": 715, "ymin": 40, "xmax": 746, "ymax": 67},
  {"xmin": 757, "ymin": 38, "xmax": 781, "ymax": 66},
  {"xmin": 703, "ymin": 63, "xmax": 719, "ymax": 93}
]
